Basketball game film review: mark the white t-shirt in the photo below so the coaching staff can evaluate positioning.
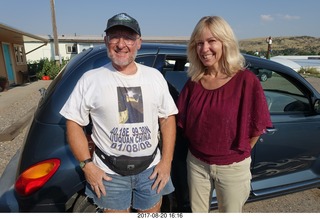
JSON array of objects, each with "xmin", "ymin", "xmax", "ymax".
[{"xmin": 60, "ymin": 62, "xmax": 178, "ymax": 174}]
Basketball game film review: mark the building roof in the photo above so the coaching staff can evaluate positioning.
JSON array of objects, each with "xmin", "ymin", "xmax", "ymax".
[
  {"xmin": 271, "ymin": 56, "xmax": 302, "ymax": 71},
  {"xmin": 39, "ymin": 34, "xmax": 190, "ymax": 44},
  {"xmin": 0, "ymin": 23, "xmax": 48, "ymax": 43}
]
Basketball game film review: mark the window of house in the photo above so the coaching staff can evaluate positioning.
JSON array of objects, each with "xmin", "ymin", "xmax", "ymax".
[
  {"xmin": 14, "ymin": 44, "xmax": 26, "ymax": 65},
  {"xmin": 66, "ymin": 44, "xmax": 78, "ymax": 54}
]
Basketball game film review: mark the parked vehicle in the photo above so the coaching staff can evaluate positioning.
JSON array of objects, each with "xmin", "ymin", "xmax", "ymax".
[
  {"xmin": 1, "ymin": 43, "xmax": 320, "ymax": 212},
  {"xmin": 249, "ymin": 66, "xmax": 273, "ymax": 82}
]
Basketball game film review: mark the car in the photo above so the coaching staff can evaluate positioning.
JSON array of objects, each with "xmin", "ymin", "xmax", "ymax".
[
  {"xmin": 249, "ymin": 66, "xmax": 273, "ymax": 82},
  {"xmin": 1, "ymin": 43, "xmax": 320, "ymax": 212}
]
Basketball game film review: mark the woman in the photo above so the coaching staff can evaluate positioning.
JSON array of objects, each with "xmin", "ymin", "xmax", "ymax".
[{"xmin": 176, "ymin": 16, "xmax": 272, "ymax": 212}]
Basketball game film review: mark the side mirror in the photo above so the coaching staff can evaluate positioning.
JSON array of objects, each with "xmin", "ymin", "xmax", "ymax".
[{"xmin": 314, "ymin": 99, "xmax": 320, "ymax": 113}]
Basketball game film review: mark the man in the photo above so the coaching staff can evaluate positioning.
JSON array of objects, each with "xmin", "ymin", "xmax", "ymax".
[{"xmin": 60, "ymin": 13, "xmax": 178, "ymax": 212}]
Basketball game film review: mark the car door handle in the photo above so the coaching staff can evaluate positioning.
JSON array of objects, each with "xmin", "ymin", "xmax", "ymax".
[{"xmin": 265, "ymin": 127, "xmax": 277, "ymax": 134}]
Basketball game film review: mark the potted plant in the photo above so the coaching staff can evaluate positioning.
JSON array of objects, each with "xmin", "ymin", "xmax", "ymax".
[{"xmin": 0, "ymin": 76, "xmax": 9, "ymax": 92}]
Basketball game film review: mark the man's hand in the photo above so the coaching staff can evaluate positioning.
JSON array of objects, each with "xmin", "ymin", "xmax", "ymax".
[
  {"xmin": 83, "ymin": 162, "xmax": 112, "ymax": 198},
  {"xmin": 66, "ymin": 120, "xmax": 112, "ymax": 198},
  {"xmin": 149, "ymin": 160, "xmax": 171, "ymax": 194},
  {"xmin": 149, "ymin": 115, "xmax": 176, "ymax": 194}
]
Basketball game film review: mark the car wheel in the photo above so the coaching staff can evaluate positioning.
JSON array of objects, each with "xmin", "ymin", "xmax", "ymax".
[
  {"xmin": 260, "ymin": 73, "xmax": 268, "ymax": 82},
  {"xmin": 72, "ymin": 193, "xmax": 100, "ymax": 212}
]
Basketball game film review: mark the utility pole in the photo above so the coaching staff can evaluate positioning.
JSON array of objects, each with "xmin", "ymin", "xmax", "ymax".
[{"xmin": 50, "ymin": 0, "xmax": 60, "ymax": 66}]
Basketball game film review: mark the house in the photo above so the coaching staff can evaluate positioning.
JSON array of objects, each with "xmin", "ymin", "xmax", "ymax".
[
  {"xmin": 24, "ymin": 35, "xmax": 190, "ymax": 62},
  {"xmin": 25, "ymin": 34, "xmax": 105, "ymax": 62},
  {"xmin": 0, "ymin": 23, "xmax": 48, "ymax": 86}
]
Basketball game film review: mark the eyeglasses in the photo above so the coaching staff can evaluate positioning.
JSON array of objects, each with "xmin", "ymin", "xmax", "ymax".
[{"xmin": 107, "ymin": 34, "xmax": 139, "ymax": 46}]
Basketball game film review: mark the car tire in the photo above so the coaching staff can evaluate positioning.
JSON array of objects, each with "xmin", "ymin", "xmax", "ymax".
[
  {"xmin": 260, "ymin": 73, "xmax": 268, "ymax": 82},
  {"xmin": 72, "ymin": 193, "xmax": 99, "ymax": 212}
]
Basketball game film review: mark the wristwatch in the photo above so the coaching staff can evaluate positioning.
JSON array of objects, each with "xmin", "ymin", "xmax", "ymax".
[{"xmin": 79, "ymin": 158, "xmax": 92, "ymax": 169}]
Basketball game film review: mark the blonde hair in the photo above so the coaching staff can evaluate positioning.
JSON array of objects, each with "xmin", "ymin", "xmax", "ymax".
[{"xmin": 187, "ymin": 16, "xmax": 245, "ymax": 82}]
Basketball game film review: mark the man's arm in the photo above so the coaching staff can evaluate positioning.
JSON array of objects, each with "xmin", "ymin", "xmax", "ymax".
[
  {"xmin": 159, "ymin": 115, "xmax": 176, "ymax": 166},
  {"xmin": 66, "ymin": 120, "xmax": 91, "ymax": 162},
  {"xmin": 66, "ymin": 120, "xmax": 111, "ymax": 198},
  {"xmin": 150, "ymin": 115, "xmax": 176, "ymax": 193}
]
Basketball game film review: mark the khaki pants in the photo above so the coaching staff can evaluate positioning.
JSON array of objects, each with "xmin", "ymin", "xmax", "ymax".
[{"xmin": 187, "ymin": 151, "xmax": 251, "ymax": 213}]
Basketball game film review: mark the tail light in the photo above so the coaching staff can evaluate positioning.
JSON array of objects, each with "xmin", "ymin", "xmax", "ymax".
[{"xmin": 15, "ymin": 159, "xmax": 60, "ymax": 196}]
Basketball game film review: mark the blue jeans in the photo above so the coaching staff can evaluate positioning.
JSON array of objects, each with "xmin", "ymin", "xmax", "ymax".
[{"xmin": 85, "ymin": 166, "xmax": 175, "ymax": 211}]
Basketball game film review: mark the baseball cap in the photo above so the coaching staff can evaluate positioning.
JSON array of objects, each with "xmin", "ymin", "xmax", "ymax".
[{"xmin": 105, "ymin": 13, "xmax": 141, "ymax": 36}]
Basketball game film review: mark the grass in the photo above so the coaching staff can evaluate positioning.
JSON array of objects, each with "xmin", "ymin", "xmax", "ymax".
[{"xmin": 298, "ymin": 67, "xmax": 320, "ymax": 78}]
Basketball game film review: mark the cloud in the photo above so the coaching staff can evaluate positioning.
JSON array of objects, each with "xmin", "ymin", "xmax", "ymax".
[
  {"xmin": 260, "ymin": 14, "xmax": 274, "ymax": 22},
  {"xmin": 282, "ymin": 14, "xmax": 301, "ymax": 20},
  {"xmin": 261, "ymin": 14, "xmax": 301, "ymax": 22}
]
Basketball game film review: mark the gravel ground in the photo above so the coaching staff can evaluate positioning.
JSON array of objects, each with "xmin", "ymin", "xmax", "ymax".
[
  {"xmin": 0, "ymin": 81, "xmax": 48, "ymax": 177},
  {"xmin": 0, "ymin": 77, "xmax": 319, "ymax": 213}
]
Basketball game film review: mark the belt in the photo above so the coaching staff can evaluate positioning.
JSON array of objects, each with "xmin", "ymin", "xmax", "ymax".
[{"xmin": 94, "ymin": 146, "xmax": 157, "ymax": 176}]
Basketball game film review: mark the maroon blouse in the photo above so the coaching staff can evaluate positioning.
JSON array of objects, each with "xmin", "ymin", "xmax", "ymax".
[{"xmin": 176, "ymin": 69, "xmax": 272, "ymax": 165}]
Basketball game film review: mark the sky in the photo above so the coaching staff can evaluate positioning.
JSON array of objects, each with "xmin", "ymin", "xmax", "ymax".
[{"xmin": 0, "ymin": 0, "xmax": 319, "ymax": 40}]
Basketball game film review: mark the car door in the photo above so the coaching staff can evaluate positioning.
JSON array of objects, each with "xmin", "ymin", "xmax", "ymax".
[{"xmin": 249, "ymin": 67, "xmax": 320, "ymax": 197}]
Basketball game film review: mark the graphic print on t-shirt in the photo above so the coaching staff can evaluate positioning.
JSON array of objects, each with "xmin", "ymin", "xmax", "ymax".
[{"xmin": 117, "ymin": 86, "xmax": 144, "ymax": 124}]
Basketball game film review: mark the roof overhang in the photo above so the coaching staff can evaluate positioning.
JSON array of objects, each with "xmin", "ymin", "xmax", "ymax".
[
  {"xmin": 0, "ymin": 23, "xmax": 48, "ymax": 43},
  {"xmin": 42, "ymin": 34, "xmax": 190, "ymax": 44}
]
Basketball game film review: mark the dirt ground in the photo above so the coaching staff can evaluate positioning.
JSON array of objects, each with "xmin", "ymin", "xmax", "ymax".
[
  {"xmin": 241, "ymin": 188, "xmax": 320, "ymax": 213},
  {"xmin": 305, "ymin": 76, "xmax": 320, "ymax": 92}
]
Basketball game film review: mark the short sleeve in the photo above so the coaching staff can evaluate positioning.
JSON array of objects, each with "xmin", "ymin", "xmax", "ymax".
[
  {"xmin": 248, "ymin": 74, "xmax": 273, "ymax": 137},
  {"xmin": 59, "ymin": 76, "xmax": 91, "ymax": 126},
  {"xmin": 156, "ymin": 72, "xmax": 178, "ymax": 119}
]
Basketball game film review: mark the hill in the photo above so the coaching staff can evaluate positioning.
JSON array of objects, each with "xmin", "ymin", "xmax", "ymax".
[{"xmin": 239, "ymin": 36, "xmax": 320, "ymax": 56}]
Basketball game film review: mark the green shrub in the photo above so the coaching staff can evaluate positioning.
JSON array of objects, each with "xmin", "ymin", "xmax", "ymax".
[
  {"xmin": 28, "ymin": 58, "xmax": 68, "ymax": 80},
  {"xmin": 298, "ymin": 67, "xmax": 320, "ymax": 78}
]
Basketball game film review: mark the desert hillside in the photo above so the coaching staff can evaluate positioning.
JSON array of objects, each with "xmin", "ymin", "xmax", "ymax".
[{"xmin": 239, "ymin": 36, "xmax": 320, "ymax": 56}]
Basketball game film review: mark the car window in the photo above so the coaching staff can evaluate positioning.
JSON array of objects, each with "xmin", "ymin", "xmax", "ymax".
[
  {"xmin": 249, "ymin": 67, "xmax": 311, "ymax": 114},
  {"xmin": 136, "ymin": 55, "xmax": 156, "ymax": 67},
  {"xmin": 163, "ymin": 57, "xmax": 189, "ymax": 93}
]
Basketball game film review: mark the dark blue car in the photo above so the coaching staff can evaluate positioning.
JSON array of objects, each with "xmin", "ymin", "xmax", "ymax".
[{"xmin": 1, "ymin": 43, "xmax": 320, "ymax": 212}]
